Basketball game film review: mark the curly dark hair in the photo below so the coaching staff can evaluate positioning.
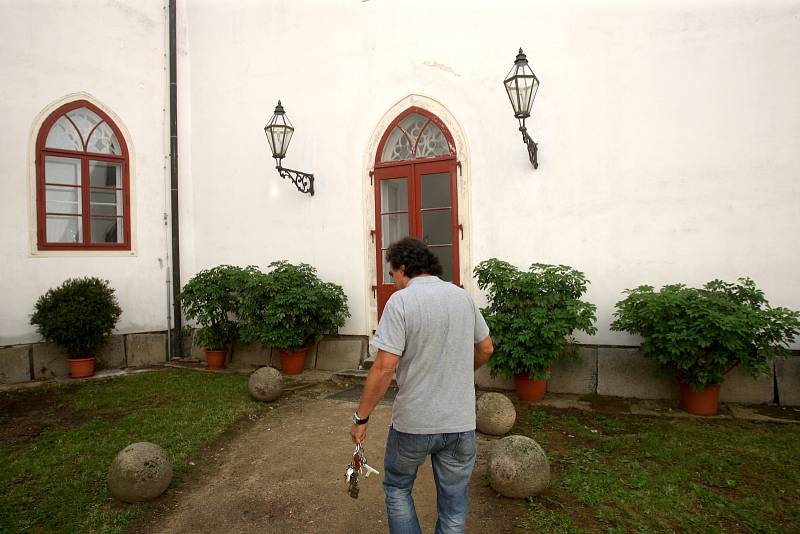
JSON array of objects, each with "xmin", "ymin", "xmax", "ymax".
[{"xmin": 385, "ymin": 237, "xmax": 443, "ymax": 278}]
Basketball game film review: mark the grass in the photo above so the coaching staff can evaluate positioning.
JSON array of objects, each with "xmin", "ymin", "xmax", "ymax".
[
  {"xmin": 519, "ymin": 407, "xmax": 800, "ymax": 533},
  {"xmin": 0, "ymin": 369, "xmax": 262, "ymax": 533}
]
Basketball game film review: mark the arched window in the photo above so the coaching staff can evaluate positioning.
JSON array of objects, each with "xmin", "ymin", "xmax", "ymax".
[
  {"xmin": 35, "ymin": 100, "xmax": 131, "ymax": 250},
  {"xmin": 373, "ymin": 107, "xmax": 459, "ymax": 315}
]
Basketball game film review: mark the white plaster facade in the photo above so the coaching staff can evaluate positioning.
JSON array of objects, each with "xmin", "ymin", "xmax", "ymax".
[{"xmin": 1, "ymin": 0, "xmax": 799, "ymax": 349}]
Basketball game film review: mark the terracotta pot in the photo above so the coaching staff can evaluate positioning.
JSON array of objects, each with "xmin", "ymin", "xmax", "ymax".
[
  {"xmin": 205, "ymin": 349, "xmax": 227, "ymax": 371},
  {"xmin": 68, "ymin": 356, "xmax": 95, "ymax": 379},
  {"xmin": 514, "ymin": 374, "xmax": 547, "ymax": 401},
  {"xmin": 278, "ymin": 348, "xmax": 308, "ymax": 375},
  {"xmin": 680, "ymin": 383, "xmax": 721, "ymax": 415}
]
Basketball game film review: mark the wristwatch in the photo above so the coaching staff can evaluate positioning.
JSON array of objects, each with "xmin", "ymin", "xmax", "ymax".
[{"xmin": 352, "ymin": 412, "xmax": 369, "ymax": 425}]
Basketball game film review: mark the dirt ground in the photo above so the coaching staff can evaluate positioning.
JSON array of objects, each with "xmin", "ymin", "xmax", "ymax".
[{"xmin": 130, "ymin": 381, "xmax": 528, "ymax": 534}]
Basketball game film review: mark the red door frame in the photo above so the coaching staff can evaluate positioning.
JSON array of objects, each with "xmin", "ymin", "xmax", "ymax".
[{"xmin": 373, "ymin": 107, "xmax": 460, "ymax": 317}]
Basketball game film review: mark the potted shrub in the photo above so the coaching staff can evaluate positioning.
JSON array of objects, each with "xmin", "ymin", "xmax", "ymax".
[
  {"xmin": 611, "ymin": 278, "xmax": 800, "ymax": 415},
  {"xmin": 238, "ymin": 261, "xmax": 350, "ymax": 374},
  {"xmin": 30, "ymin": 277, "xmax": 122, "ymax": 378},
  {"xmin": 474, "ymin": 259, "xmax": 597, "ymax": 401},
  {"xmin": 179, "ymin": 265, "xmax": 257, "ymax": 370}
]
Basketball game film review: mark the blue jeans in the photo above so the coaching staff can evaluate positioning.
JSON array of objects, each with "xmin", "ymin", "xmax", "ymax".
[{"xmin": 383, "ymin": 425, "xmax": 477, "ymax": 534}]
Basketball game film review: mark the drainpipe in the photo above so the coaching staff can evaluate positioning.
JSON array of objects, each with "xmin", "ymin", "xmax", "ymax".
[{"xmin": 168, "ymin": 0, "xmax": 182, "ymax": 359}]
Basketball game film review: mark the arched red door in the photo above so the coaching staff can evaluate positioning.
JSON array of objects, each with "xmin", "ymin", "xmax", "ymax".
[{"xmin": 373, "ymin": 107, "xmax": 460, "ymax": 316}]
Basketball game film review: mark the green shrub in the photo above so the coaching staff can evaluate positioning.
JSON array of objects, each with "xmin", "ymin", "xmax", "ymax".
[
  {"xmin": 179, "ymin": 265, "xmax": 259, "ymax": 350},
  {"xmin": 30, "ymin": 277, "xmax": 122, "ymax": 358},
  {"xmin": 238, "ymin": 261, "xmax": 350, "ymax": 351},
  {"xmin": 474, "ymin": 259, "xmax": 597, "ymax": 380},
  {"xmin": 610, "ymin": 278, "xmax": 800, "ymax": 390}
]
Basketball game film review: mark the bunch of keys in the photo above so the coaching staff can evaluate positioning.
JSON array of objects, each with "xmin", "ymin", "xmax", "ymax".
[{"xmin": 345, "ymin": 443, "xmax": 380, "ymax": 499}]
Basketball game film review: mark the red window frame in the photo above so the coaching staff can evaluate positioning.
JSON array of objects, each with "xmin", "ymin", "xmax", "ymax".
[
  {"xmin": 35, "ymin": 100, "xmax": 131, "ymax": 251},
  {"xmin": 374, "ymin": 107, "xmax": 460, "ymax": 316}
]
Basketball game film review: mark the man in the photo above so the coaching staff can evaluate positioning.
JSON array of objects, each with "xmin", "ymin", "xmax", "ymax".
[{"xmin": 350, "ymin": 237, "xmax": 494, "ymax": 534}]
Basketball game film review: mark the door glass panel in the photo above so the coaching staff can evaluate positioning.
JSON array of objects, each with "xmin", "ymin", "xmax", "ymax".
[
  {"xmin": 46, "ymin": 186, "xmax": 81, "ymax": 214},
  {"xmin": 383, "ymin": 253, "xmax": 392, "ymax": 284},
  {"xmin": 381, "ymin": 214, "xmax": 409, "ymax": 246},
  {"xmin": 46, "ymin": 215, "xmax": 82, "ymax": 243},
  {"xmin": 421, "ymin": 172, "xmax": 450, "ymax": 208},
  {"xmin": 430, "ymin": 246, "xmax": 453, "ymax": 282},
  {"xmin": 45, "ymin": 156, "xmax": 81, "ymax": 185},
  {"xmin": 381, "ymin": 127, "xmax": 413, "ymax": 162},
  {"xmin": 89, "ymin": 161, "xmax": 122, "ymax": 187},
  {"xmin": 380, "ymin": 178, "xmax": 408, "ymax": 212},
  {"xmin": 91, "ymin": 217, "xmax": 123, "ymax": 243},
  {"xmin": 422, "ymin": 209, "xmax": 451, "ymax": 245}
]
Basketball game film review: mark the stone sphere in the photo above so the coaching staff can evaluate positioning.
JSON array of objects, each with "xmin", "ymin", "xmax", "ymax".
[
  {"xmin": 248, "ymin": 366, "xmax": 283, "ymax": 402},
  {"xmin": 108, "ymin": 442, "xmax": 173, "ymax": 502},
  {"xmin": 476, "ymin": 392, "xmax": 516, "ymax": 435},
  {"xmin": 489, "ymin": 435, "xmax": 550, "ymax": 498}
]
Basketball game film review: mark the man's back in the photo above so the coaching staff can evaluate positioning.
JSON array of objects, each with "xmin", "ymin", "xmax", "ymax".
[{"xmin": 373, "ymin": 276, "xmax": 486, "ymax": 434}]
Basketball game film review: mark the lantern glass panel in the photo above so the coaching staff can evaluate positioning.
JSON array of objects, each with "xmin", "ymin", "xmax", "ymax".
[
  {"xmin": 265, "ymin": 113, "xmax": 294, "ymax": 159},
  {"xmin": 504, "ymin": 63, "xmax": 539, "ymax": 118}
]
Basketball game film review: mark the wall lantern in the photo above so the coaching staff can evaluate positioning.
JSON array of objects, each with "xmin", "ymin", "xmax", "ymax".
[
  {"xmin": 264, "ymin": 100, "xmax": 314, "ymax": 195},
  {"xmin": 503, "ymin": 48, "xmax": 540, "ymax": 169}
]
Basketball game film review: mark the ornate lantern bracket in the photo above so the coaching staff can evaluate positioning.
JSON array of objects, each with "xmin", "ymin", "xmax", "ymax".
[{"xmin": 276, "ymin": 163, "xmax": 314, "ymax": 195}]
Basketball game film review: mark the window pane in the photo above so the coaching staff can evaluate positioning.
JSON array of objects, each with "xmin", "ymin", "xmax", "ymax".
[
  {"xmin": 421, "ymin": 172, "xmax": 451, "ymax": 209},
  {"xmin": 91, "ymin": 217, "xmax": 123, "ymax": 243},
  {"xmin": 399, "ymin": 113, "xmax": 428, "ymax": 141},
  {"xmin": 89, "ymin": 161, "xmax": 122, "ymax": 187},
  {"xmin": 430, "ymin": 246, "xmax": 453, "ymax": 282},
  {"xmin": 422, "ymin": 209, "xmax": 452, "ymax": 246},
  {"xmin": 380, "ymin": 127, "xmax": 412, "ymax": 162},
  {"xmin": 90, "ymin": 189, "xmax": 122, "ymax": 216},
  {"xmin": 46, "ymin": 215, "xmax": 82, "ymax": 243},
  {"xmin": 416, "ymin": 123, "xmax": 451, "ymax": 158},
  {"xmin": 383, "ymin": 253, "xmax": 392, "ymax": 284},
  {"xmin": 381, "ymin": 213, "xmax": 408, "ymax": 247},
  {"xmin": 45, "ymin": 156, "xmax": 81, "ymax": 185},
  {"xmin": 380, "ymin": 178, "xmax": 408, "ymax": 212},
  {"xmin": 86, "ymin": 123, "xmax": 121, "ymax": 155},
  {"xmin": 46, "ymin": 186, "xmax": 81, "ymax": 214},
  {"xmin": 66, "ymin": 107, "xmax": 101, "ymax": 143},
  {"xmin": 45, "ymin": 117, "xmax": 83, "ymax": 151}
]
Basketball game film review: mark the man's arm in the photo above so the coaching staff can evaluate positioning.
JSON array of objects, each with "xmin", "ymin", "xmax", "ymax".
[
  {"xmin": 474, "ymin": 335, "xmax": 494, "ymax": 370},
  {"xmin": 350, "ymin": 350, "xmax": 400, "ymax": 444}
]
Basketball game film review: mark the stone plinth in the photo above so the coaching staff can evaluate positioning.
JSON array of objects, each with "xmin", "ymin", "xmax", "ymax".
[
  {"xmin": 315, "ymin": 337, "xmax": 365, "ymax": 371},
  {"xmin": 32, "ymin": 343, "xmax": 70, "ymax": 379},
  {"xmin": 549, "ymin": 346, "xmax": 597, "ymax": 394},
  {"xmin": 474, "ymin": 365, "xmax": 514, "ymax": 391},
  {"xmin": 719, "ymin": 365, "xmax": 774, "ymax": 404},
  {"xmin": 126, "ymin": 333, "xmax": 167, "ymax": 367},
  {"xmin": 776, "ymin": 356, "xmax": 800, "ymax": 406},
  {"xmin": 597, "ymin": 347, "xmax": 679, "ymax": 400},
  {"xmin": 96, "ymin": 335, "xmax": 126, "ymax": 370},
  {"xmin": 230, "ymin": 341, "xmax": 270, "ymax": 369},
  {"xmin": 0, "ymin": 345, "xmax": 31, "ymax": 383}
]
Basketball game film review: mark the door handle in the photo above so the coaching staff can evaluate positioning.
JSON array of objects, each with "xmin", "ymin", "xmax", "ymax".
[{"xmin": 458, "ymin": 224, "xmax": 463, "ymax": 239}]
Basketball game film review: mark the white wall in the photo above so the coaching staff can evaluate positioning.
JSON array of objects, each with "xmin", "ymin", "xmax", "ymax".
[
  {"xmin": 0, "ymin": 1, "xmax": 170, "ymax": 345},
  {"xmin": 182, "ymin": 0, "xmax": 800, "ymax": 344}
]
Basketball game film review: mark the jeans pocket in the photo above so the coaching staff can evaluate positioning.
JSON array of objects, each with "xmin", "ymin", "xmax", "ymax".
[
  {"xmin": 452, "ymin": 431, "xmax": 477, "ymax": 463},
  {"xmin": 396, "ymin": 431, "xmax": 431, "ymax": 461}
]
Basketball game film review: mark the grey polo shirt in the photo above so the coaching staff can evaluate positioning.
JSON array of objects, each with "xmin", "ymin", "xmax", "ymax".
[{"xmin": 370, "ymin": 275, "xmax": 490, "ymax": 434}]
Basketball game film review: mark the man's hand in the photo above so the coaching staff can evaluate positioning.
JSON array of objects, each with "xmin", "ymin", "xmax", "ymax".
[{"xmin": 351, "ymin": 422, "xmax": 368, "ymax": 444}]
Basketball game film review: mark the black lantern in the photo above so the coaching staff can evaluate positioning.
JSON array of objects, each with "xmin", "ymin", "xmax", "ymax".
[
  {"xmin": 264, "ymin": 100, "xmax": 314, "ymax": 195},
  {"xmin": 503, "ymin": 48, "xmax": 540, "ymax": 169}
]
